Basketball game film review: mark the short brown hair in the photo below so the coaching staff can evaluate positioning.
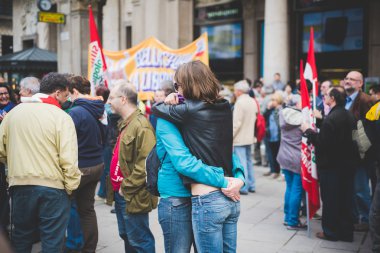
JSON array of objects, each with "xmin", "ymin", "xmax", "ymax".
[
  {"xmin": 174, "ymin": 60, "xmax": 221, "ymax": 103},
  {"xmin": 68, "ymin": 76, "xmax": 91, "ymax": 95}
]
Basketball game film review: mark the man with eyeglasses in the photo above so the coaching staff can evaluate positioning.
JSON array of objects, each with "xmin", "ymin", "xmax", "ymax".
[
  {"xmin": 107, "ymin": 80, "xmax": 157, "ymax": 252},
  {"xmin": 344, "ymin": 71, "xmax": 375, "ymax": 232}
]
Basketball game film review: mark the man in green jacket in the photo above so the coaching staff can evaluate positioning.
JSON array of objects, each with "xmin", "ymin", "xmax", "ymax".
[{"xmin": 107, "ymin": 80, "xmax": 157, "ymax": 253}]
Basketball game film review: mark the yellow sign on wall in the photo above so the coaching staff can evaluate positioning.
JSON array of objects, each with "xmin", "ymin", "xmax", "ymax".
[
  {"xmin": 102, "ymin": 33, "xmax": 209, "ymax": 91},
  {"xmin": 38, "ymin": 12, "xmax": 65, "ymax": 24}
]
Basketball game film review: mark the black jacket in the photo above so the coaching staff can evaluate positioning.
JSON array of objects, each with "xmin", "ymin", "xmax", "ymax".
[
  {"xmin": 304, "ymin": 105, "xmax": 358, "ymax": 171},
  {"xmin": 152, "ymin": 99, "xmax": 233, "ymax": 185}
]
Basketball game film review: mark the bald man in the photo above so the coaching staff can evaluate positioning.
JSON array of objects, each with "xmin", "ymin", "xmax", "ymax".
[{"xmin": 344, "ymin": 71, "xmax": 375, "ymax": 232}]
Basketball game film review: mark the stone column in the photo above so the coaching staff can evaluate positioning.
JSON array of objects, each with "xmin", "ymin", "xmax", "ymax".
[
  {"xmin": 263, "ymin": 0, "xmax": 289, "ymax": 85},
  {"xmin": 129, "ymin": 0, "xmax": 192, "ymax": 49},
  {"xmin": 243, "ymin": 0, "xmax": 256, "ymax": 81},
  {"xmin": 177, "ymin": 0, "xmax": 193, "ymax": 48},
  {"xmin": 102, "ymin": 0, "xmax": 120, "ymax": 50},
  {"xmin": 57, "ymin": 0, "xmax": 97, "ymax": 76},
  {"xmin": 368, "ymin": 0, "xmax": 380, "ymax": 77}
]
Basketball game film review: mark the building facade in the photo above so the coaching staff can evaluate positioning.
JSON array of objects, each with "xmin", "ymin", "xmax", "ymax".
[
  {"xmin": 4, "ymin": 0, "xmax": 380, "ymax": 87},
  {"xmin": 101, "ymin": 0, "xmax": 380, "ymax": 86}
]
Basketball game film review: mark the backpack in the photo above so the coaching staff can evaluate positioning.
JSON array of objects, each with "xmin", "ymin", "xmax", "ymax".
[
  {"xmin": 253, "ymin": 98, "xmax": 266, "ymax": 143},
  {"xmin": 146, "ymin": 145, "xmax": 167, "ymax": 197}
]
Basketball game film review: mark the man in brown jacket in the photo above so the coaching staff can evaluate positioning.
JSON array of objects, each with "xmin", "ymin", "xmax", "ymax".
[
  {"xmin": 107, "ymin": 80, "xmax": 157, "ymax": 252},
  {"xmin": 344, "ymin": 71, "xmax": 375, "ymax": 232}
]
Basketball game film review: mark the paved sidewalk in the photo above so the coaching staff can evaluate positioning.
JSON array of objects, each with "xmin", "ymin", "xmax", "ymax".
[{"xmin": 32, "ymin": 166, "xmax": 372, "ymax": 252}]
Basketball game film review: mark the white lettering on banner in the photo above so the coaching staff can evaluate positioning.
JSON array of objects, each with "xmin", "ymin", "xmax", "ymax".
[
  {"xmin": 135, "ymin": 48, "xmax": 193, "ymax": 69},
  {"xmin": 130, "ymin": 71, "xmax": 174, "ymax": 91}
]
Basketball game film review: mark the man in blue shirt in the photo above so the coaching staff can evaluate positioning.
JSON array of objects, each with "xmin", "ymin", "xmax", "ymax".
[{"xmin": 344, "ymin": 71, "xmax": 375, "ymax": 232}]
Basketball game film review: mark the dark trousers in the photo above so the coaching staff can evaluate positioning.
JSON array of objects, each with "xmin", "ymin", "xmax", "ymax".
[
  {"xmin": 10, "ymin": 185, "xmax": 70, "ymax": 253},
  {"xmin": 319, "ymin": 169, "xmax": 354, "ymax": 241},
  {"xmin": 97, "ymin": 146, "xmax": 112, "ymax": 198},
  {"xmin": 370, "ymin": 167, "xmax": 380, "ymax": 252},
  {"xmin": 268, "ymin": 141, "xmax": 281, "ymax": 174},
  {"xmin": 0, "ymin": 163, "xmax": 9, "ymax": 232},
  {"xmin": 253, "ymin": 142, "xmax": 261, "ymax": 163},
  {"xmin": 74, "ymin": 163, "xmax": 104, "ymax": 253}
]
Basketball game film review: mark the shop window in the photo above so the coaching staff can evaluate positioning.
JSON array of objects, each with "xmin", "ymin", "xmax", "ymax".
[
  {"xmin": 302, "ymin": 8, "xmax": 363, "ymax": 53},
  {"xmin": 200, "ymin": 22, "xmax": 242, "ymax": 59}
]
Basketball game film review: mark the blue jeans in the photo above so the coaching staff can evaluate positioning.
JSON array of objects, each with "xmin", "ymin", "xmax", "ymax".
[
  {"xmin": 97, "ymin": 146, "xmax": 112, "ymax": 198},
  {"xmin": 353, "ymin": 166, "xmax": 372, "ymax": 223},
  {"xmin": 10, "ymin": 185, "xmax": 70, "ymax": 253},
  {"xmin": 158, "ymin": 197, "xmax": 195, "ymax": 253},
  {"xmin": 192, "ymin": 191, "xmax": 240, "ymax": 253},
  {"xmin": 65, "ymin": 201, "xmax": 84, "ymax": 250},
  {"xmin": 114, "ymin": 192, "xmax": 155, "ymax": 253},
  {"xmin": 234, "ymin": 145, "xmax": 255, "ymax": 192},
  {"xmin": 283, "ymin": 170, "xmax": 303, "ymax": 226}
]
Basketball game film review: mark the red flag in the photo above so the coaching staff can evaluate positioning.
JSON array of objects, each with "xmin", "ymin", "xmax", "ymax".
[
  {"xmin": 304, "ymin": 27, "xmax": 318, "ymax": 99},
  {"xmin": 300, "ymin": 60, "xmax": 320, "ymax": 219},
  {"xmin": 88, "ymin": 5, "xmax": 108, "ymax": 94}
]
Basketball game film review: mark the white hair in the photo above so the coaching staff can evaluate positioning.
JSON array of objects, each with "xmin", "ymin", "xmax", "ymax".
[
  {"xmin": 20, "ymin": 77, "xmax": 40, "ymax": 95},
  {"xmin": 234, "ymin": 80, "xmax": 250, "ymax": 93}
]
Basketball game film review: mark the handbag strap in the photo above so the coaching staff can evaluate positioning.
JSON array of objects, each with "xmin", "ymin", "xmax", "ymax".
[{"xmin": 253, "ymin": 98, "xmax": 261, "ymax": 115}]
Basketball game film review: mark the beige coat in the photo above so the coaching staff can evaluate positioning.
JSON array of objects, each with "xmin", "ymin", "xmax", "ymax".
[
  {"xmin": 0, "ymin": 103, "xmax": 81, "ymax": 195},
  {"xmin": 233, "ymin": 94, "xmax": 258, "ymax": 146}
]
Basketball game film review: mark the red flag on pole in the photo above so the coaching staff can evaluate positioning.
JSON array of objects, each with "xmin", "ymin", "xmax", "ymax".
[
  {"xmin": 88, "ymin": 5, "xmax": 108, "ymax": 95},
  {"xmin": 304, "ymin": 27, "xmax": 318, "ymax": 99},
  {"xmin": 300, "ymin": 59, "xmax": 320, "ymax": 219}
]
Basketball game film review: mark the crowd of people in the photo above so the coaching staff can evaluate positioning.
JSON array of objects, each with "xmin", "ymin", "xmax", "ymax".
[
  {"xmin": 0, "ymin": 63, "xmax": 379, "ymax": 253},
  {"xmin": 228, "ymin": 71, "xmax": 380, "ymax": 248}
]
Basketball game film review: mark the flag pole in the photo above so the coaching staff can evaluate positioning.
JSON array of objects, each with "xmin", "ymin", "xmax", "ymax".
[
  {"xmin": 312, "ymin": 80, "xmax": 317, "ymax": 125},
  {"xmin": 306, "ymin": 192, "xmax": 311, "ymax": 238}
]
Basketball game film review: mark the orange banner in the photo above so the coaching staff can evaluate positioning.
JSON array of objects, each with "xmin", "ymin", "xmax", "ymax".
[{"xmin": 103, "ymin": 33, "xmax": 208, "ymax": 91}]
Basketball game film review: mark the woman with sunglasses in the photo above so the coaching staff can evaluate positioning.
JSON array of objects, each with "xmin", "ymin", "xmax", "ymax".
[{"xmin": 152, "ymin": 60, "xmax": 244, "ymax": 253}]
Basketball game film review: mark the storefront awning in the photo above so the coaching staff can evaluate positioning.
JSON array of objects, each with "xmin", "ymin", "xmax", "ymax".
[{"xmin": 0, "ymin": 47, "xmax": 57, "ymax": 72}]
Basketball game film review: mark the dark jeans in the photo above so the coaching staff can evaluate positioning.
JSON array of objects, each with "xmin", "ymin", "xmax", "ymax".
[
  {"xmin": 253, "ymin": 142, "xmax": 261, "ymax": 163},
  {"xmin": 10, "ymin": 185, "xmax": 70, "ymax": 253},
  {"xmin": 114, "ymin": 192, "xmax": 155, "ymax": 253},
  {"xmin": 158, "ymin": 197, "xmax": 195, "ymax": 253},
  {"xmin": 264, "ymin": 137, "xmax": 274, "ymax": 170},
  {"xmin": 97, "ymin": 146, "xmax": 112, "ymax": 198},
  {"xmin": 353, "ymin": 166, "xmax": 372, "ymax": 224},
  {"xmin": 268, "ymin": 141, "xmax": 281, "ymax": 174},
  {"xmin": 65, "ymin": 201, "xmax": 84, "ymax": 250},
  {"xmin": 0, "ymin": 163, "xmax": 9, "ymax": 232},
  {"xmin": 74, "ymin": 163, "xmax": 104, "ymax": 253},
  {"xmin": 319, "ymin": 169, "xmax": 354, "ymax": 241},
  {"xmin": 370, "ymin": 167, "xmax": 380, "ymax": 252},
  {"xmin": 114, "ymin": 192, "xmax": 137, "ymax": 253}
]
